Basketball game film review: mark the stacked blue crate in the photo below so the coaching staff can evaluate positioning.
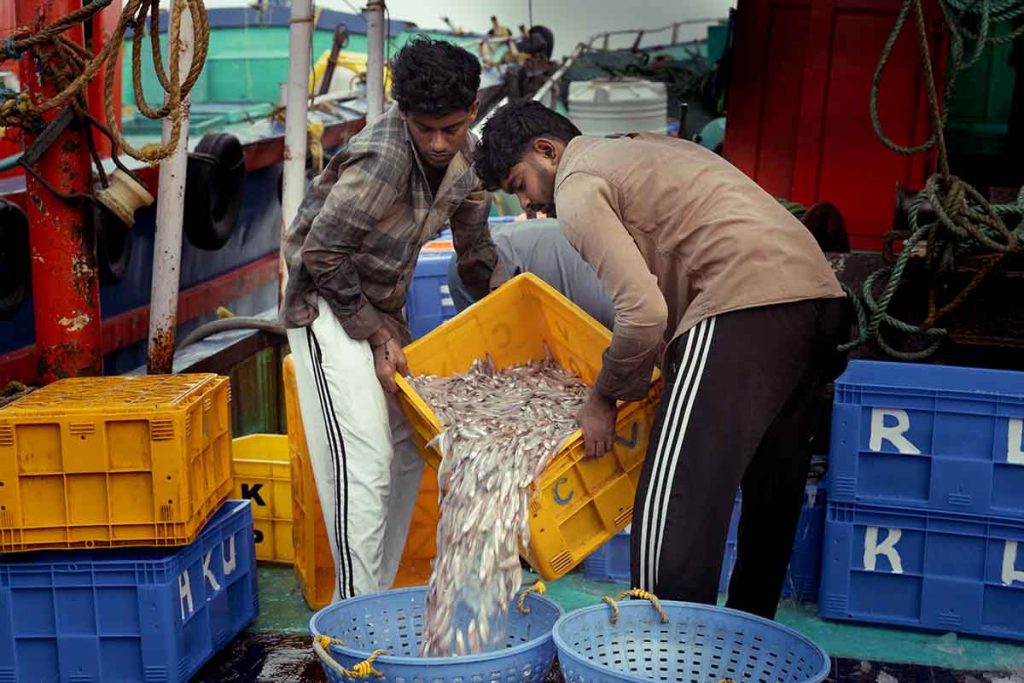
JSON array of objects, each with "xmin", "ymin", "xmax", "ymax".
[
  {"xmin": 783, "ymin": 480, "xmax": 827, "ymax": 601},
  {"xmin": 820, "ymin": 360, "xmax": 1024, "ymax": 641},
  {"xmin": 407, "ymin": 220, "xmax": 529, "ymax": 339},
  {"xmin": 407, "ymin": 230, "xmax": 457, "ymax": 340},
  {"xmin": 0, "ymin": 500, "xmax": 258, "ymax": 682},
  {"xmin": 584, "ymin": 476, "xmax": 827, "ymax": 603},
  {"xmin": 583, "ymin": 496, "xmax": 744, "ymax": 593},
  {"xmin": 720, "ymin": 474, "xmax": 827, "ymax": 600}
]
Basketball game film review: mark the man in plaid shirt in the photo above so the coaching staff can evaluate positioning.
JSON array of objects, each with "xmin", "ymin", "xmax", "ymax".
[{"xmin": 281, "ymin": 37, "xmax": 506, "ymax": 600}]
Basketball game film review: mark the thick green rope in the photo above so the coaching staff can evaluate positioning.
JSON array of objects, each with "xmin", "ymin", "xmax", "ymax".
[{"xmin": 850, "ymin": 0, "xmax": 1024, "ymax": 360}]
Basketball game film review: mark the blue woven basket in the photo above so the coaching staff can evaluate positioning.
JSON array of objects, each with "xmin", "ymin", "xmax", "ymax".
[
  {"xmin": 553, "ymin": 598, "xmax": 830, "ymax": 683},
  {"xmin": 310, "ymin": 586, "xmax": 562, "ymax": 682}
]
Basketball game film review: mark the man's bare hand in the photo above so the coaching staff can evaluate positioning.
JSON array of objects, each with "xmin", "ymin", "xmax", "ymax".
[
  {"xmin": 577, "ymin": 390, "xmax": 618, "ymax": 458},
  {"xmin": 372, "ymin": 338, "xmax": 408, "ymax": 393}
]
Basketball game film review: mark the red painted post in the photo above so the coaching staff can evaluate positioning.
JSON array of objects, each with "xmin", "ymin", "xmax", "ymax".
[
  {"xmin": 86, "ymin": 0, "xmax": 122, "ymax": 158},
  {"xmin": 15, "ymin": 0, "xmax": 103, "ymax": 382}
]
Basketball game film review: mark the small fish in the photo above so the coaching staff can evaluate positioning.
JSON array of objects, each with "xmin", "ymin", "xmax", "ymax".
[{"xmin": 412, "ymin": 358, "xmax": 587, "ymax": 657}]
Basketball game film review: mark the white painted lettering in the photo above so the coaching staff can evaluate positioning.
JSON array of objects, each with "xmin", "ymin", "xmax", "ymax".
[
  {"xmin": 178, "ymin": 570, "xmax": 194, "ymax": 619},
  {"xmin": 863, "ymin": 527, "xmax": 904, "ymax": 574},
  {"xmin": 202, "ymin": 551, "xmax": 221, "ymax": 592},
  {"xmin": 222, "ymin": 535, "xmax": 237, "ymax": 577},
  {"xmin": 1002, "ymin": 541, "xmax": 1024, "ymax": 587},
  {"xmin": 869, "ymin": 409, "xmax": 921, "ymax": 454},
  {"xmin": 1007, "ymin": 419, "xmax": 1024, "ymax": 465}
]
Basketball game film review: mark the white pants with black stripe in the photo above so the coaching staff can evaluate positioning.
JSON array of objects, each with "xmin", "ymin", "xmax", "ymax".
[{"xmin": 286, "ymin": 297, "xmax": 424, "ymax": 601}]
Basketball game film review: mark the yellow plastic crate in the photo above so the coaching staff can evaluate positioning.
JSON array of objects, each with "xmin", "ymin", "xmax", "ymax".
[
  {"xmin": 0, "ymin": 374, "xmax": 233, "ymax": 552},
  {"xmin": 396, "ymin": 273, "xmax": 663, "ymax": 581},
  {"xmin": 284, "ymin": 355, "xmax": 440, "ymax": 610},
  {"xmin": 232, "ymin": 434, "xmax": 293, "ymax": 564}
]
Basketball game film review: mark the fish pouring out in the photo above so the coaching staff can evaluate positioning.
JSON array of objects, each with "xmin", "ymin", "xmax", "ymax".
[{"xmin": 409, "ymin": 355, "xmax": 588, "ymax": 657}]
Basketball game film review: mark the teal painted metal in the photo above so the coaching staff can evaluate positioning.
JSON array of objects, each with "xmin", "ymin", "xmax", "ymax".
[
  {"xmin": 122, "ymin": 27, "xmax": 480, "ymax": 107},
  {"xmin": 707, "ymin": 23, "xmax": 729, "ymax": 63},
  {"xmin": 946, "ymin": 19, "xmax": 1018, "ymax": 157}
]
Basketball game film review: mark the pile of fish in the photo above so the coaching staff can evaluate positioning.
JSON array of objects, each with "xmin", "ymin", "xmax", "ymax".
[{"xmin": 409, "ymin": 356, "xmax": 588, "ymax": 657}]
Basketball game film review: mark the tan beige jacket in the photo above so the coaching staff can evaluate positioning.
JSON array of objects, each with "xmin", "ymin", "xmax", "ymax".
[{"xmin": 554, "ymin": 134, "xmax": 844, "ymax": 401}]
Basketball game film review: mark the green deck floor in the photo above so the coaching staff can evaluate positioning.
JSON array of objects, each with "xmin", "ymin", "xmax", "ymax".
[{"xmin": 250, "ymin": 566, "xmax": 1024, "ymax": 673}]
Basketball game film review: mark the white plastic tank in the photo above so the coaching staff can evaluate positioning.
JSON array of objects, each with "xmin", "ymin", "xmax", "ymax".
[{"xmin": 567, "ymin": 78, "xmax": 668, "ymax": 137}]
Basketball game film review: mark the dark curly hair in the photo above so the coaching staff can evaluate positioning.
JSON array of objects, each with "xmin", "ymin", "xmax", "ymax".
[
  {"xmin": 473, "ymin": 100, "xmax": 581, "ymax": 191},
  {"xmin": 390, "ymin": 37, "xmax": 481, "ymax": 116}
]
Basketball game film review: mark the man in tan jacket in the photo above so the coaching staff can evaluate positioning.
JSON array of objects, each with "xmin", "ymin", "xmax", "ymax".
[{"xmin": 474, "ymin": 100, "xmax": 848, "ymax": 618}]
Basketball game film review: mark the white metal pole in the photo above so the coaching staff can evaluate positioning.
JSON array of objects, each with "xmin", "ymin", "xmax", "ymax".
[
  {"xmin": 147, "ymin": 3, "xmax": 194, "ymax": 374},
  {"xmin": 365, "ymin": 0, "xmax": 386, "ymax": 122},
  {"xmin": 280, "ymin": 0, "xmax": 314, "ymax": 301}
]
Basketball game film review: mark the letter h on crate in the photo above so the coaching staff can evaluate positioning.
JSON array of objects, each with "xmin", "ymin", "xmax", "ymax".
[{"xmin": 179, "ymin": 533, "xmax": 240, "ymax": 620}]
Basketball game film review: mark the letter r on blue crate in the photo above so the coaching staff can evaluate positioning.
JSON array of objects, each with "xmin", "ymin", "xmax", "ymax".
[{"xmin": 869, "ymin": 409, "xmax": 921, "ymax": 454}]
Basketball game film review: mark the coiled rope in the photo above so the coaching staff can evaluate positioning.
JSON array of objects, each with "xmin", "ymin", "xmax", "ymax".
[
  {"xmin": 1, "ymin": 0, "xmax": 210, "ymax": 164},
  {"xmin": 849, "ymin": 0, "xmax": 1024, "ymax": 359}
]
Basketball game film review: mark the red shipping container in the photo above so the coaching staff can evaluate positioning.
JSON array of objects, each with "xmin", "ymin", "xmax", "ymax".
[{"xmin": 726, "ymin": 0, "xmax": 946, "ymax": 250}]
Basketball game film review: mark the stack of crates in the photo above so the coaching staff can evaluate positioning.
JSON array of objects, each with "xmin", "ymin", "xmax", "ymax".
[
  {"xmin": 820, "ymin": 360, "xmax": 1024, "ymax": 641},
  {"xmin": 406, "ymin": 229, "xmax": 457, "ymax": 339},
  {"xmin": 405, "ymin": 218, "xmax": 520, "ymax": 340},
  {"xmin": 584, "ymin": 464, "xmax": 827, "ymax": 603},
  {"xmin": 0, "ymin": 374, "xmax": 258, "ymax": 682},
  {"xmin": 231, "ymin": 434, "xmax": 294, "ymax": 564}
]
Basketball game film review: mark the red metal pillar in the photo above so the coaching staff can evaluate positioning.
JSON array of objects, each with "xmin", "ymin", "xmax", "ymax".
[
  {"xmin": 15, "ymin": 0, "xmax": 103, "ymax": 382},
  {"xmin": 86, "ymin": 0, "xmax": 121, "ymax": 158}
]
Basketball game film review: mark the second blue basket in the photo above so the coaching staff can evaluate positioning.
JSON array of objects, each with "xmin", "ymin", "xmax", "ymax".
[{"xmin": 554, "ymin": 595, "xmax": 831, "ymax": 683}]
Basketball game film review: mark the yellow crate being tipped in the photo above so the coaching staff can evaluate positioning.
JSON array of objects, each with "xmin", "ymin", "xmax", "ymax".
[
  {"xmin": 232, "ymin": 434, "xmax": 293, "ymax": 564},
  {"xmin": 0, "ymin": 374, "xmax": 232, "ymax": 552},
  {"xmin": 396, "ymin": 273, "xmax": 663, "ymax": 581},
  {"xmin": 283, "ymin": 354, "xmax": 441, "ymax": 610}
]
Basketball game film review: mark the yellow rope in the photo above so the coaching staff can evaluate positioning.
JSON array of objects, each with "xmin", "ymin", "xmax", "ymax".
[
  {"xmin": 3, "ymin": 0, "xmax": 210, "ymax": 164},
  {"xmin": 601, "ymin": 595, "xmax": 620, "ymax": 624},
  {"xmin": 516, "ymin": 580, "xmax": 546, "ymax": 614},
  {"xmin": 313, "ymin": 635, "xmax": 387, "ymax": 679},
  {"xmin": 0, "ymin": 90, "xmax": 41, "ymax": 130},
  {"xmin": 603, "ymin": 588, "xmax": 670, "ymax": 625},
  {"xmin": 307, "ymin": 120, "xmax": 325, "ymax": 175}
]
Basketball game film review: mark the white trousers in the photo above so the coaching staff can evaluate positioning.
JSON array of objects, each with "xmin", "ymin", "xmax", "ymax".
[{"xmin": 286, "ymin": 297, "xmax": 424, "ymax": 601}]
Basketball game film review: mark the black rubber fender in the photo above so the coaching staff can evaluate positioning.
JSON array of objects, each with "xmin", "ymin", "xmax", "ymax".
[
  {"xmin": 91, "ymin": 204, "xmax": 133, "ymax": 285},
  {"xmin": 184, "ymin": 132, "xmax": 246, "ymax": 250},
  {"xmin": 0, "ymin": 199, "xmax": 30, "ymax": 320}
]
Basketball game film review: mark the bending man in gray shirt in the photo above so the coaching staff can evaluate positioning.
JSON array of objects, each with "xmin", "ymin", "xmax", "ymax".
[{"xmin": 447, "ymin": 218, "xmax": 615, "ymax": 329}]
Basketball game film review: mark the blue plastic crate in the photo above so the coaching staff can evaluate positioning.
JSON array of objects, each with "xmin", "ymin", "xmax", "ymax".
[
  {"xmin": 0, "ymin": 500, "xmax": 258, "ymax": 683},
  {"xmin": 829, "ymin": 360, "xmax": 1024, "ymax": 519},
  {"xmin": 819, "ymin": 502, "xmax": 1024, "ymax": 641},
  {"xmin": 782, "ymin": 482, "xmax": 827, "ymax": 601},
  {"xmin": 583, "ymin": 497, "xmax": 742, "ymax": 591},
  {"xmin": 720, "ymin": 483, "xmax": 827, "ymax": 601},
  {"xmin": 406, "ymin": 247, "xmax": 456, "ymax": 340},
  {"xmin": 586, "ymin": 480, "xmax": 826, "ymax": 602}
]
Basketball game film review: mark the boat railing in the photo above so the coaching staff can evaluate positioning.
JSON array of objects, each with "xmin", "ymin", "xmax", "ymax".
[
  {"xmin": 587, "ymin": 17, "xmax": 722, "ymax": 51},
  {"xmin": 470, "ymin": 42, "xmax": 585, "ymax": 138}
]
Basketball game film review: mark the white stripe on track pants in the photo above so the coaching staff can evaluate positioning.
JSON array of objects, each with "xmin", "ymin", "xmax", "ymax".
[{"xmin": 286, "ymin": 297, "xmax": 424, "ymax": 601}]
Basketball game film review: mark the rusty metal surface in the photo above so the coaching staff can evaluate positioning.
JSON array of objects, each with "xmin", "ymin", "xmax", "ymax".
[
  {"xmin": 16, "ymin": 0, "xmax": 103, "ymax": 383},
  {"xmin": 146, "ymin": 324, "xmax": 177, "ymax": 375}
]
